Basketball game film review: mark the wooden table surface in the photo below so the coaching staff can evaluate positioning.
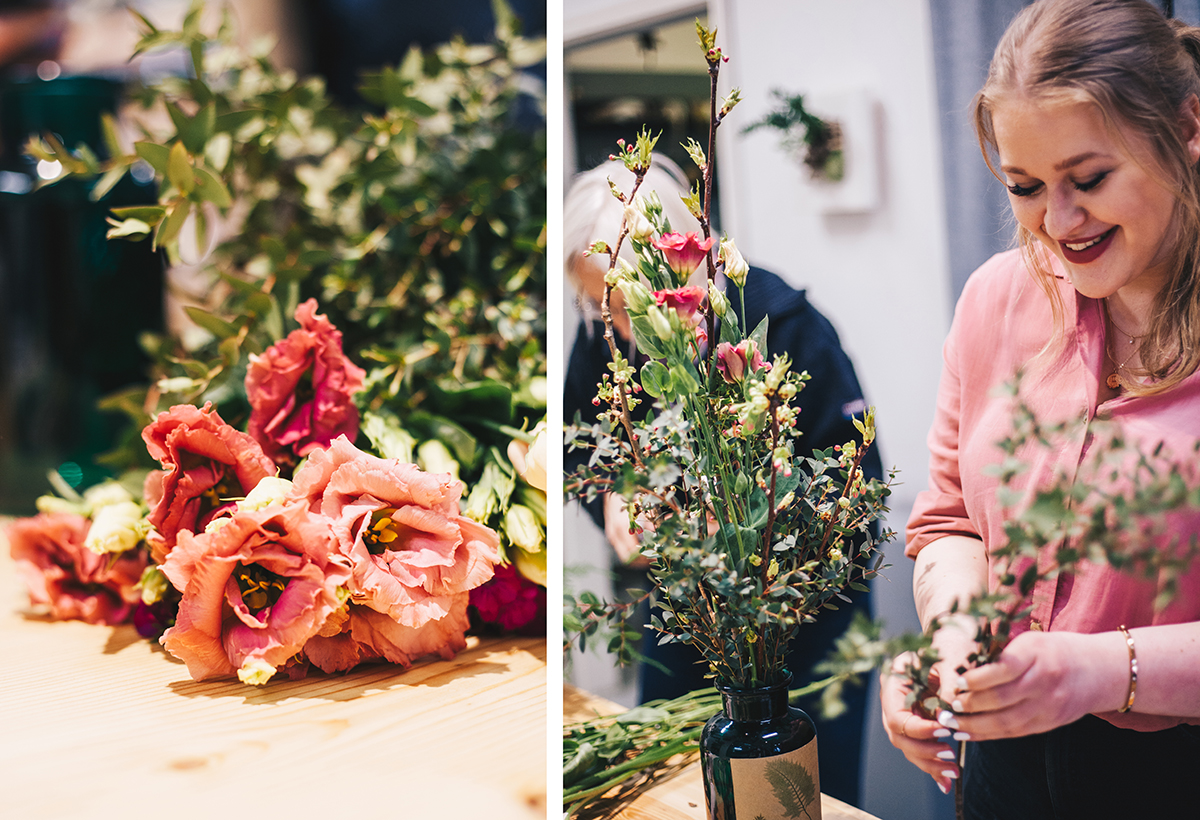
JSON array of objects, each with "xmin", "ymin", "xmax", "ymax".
[
  {"xmin": 0, "ymin": 541, "xmax": 548, "ymax": 820},
  {"xmin": 565, "ymin": 685, "xmax": 881, "ymax": 820}
]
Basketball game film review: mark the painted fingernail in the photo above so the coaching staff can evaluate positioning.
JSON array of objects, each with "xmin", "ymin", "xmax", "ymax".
[
  {"xmin": 942, "ymin": 769, "xmax": 959, "ymax": 780},
  {"xmin": 954, "ymin": 677, "xmax": 968, "ymax": 693},
  {"xmin": 952, "ymin": 699, "xmax": 964, "ymax": 712},
  {"xmin": 936, "ymin": 749, "xmax": 956, "ymax": 761},
  {"xmin": 937, "ymin": 780, "xmax": 950, "ymax": 795},
  {"xmin": 954, "ymin": 731, "xmax": 971, "ymax": 741},
  {"xmin": 937, "ymin": 710, "xmax": 959, "ymax": 729},
  {"xmin": 933, "ymin": 728, "xmax": 951, "ymax": 738}
]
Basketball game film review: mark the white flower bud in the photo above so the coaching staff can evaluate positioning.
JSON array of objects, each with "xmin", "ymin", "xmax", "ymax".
[
  {"xmin": 84, "ymin": 501, "xmax": 146, "ymax": 555},
  {"xmin": 237, "ymin": 476, "xmax": 294, "ymax": 512},
  {"xmin": 719, "ymin": 237, "xmax": 750, "ymax": 287},
  {"xmin": 237, "ymin": 658, "xmax": 277, "ymax": 686}
]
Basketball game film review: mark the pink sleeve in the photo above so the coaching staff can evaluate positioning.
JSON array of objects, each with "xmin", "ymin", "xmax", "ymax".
[{"xmin": 905, "ymin": 296, "xmax": 982, "ymax": 558}]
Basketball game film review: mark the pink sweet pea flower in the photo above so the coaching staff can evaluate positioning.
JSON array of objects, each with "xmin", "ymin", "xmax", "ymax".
[
  {"xmin": 159, "ymin": 501, "xmax": 350, "ymax": 682},
  {"xmin": 7, "ymin": 512, "xmax": 146, "ymax": 625},
  {"xmin": 653, "ymin": 285, "xmax": 707, "ymax": 328},
  {"xmin": 652, "ymin": 231, "xmax": 715, "ymax": 278},
  {"xmin": 716, "ymin": 340, "xmax": 769, "ymax": 383},
  {"xmin": 289, "ymin": 436, "xmax": 500, "ymax": 661},
  {"xmin": 246, "ymin": 298, "xmax": 366, "ymax": 465},
  {"xmin": 142, "ymin": 403, "xmax": 277, "ymax": 563}
]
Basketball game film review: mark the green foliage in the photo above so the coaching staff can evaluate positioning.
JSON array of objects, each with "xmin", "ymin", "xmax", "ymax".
[
  {"xmin": 765, "ymin": 758, "xmax": 817, "ymax": 819},
  {"xmin": 743, "ymin": 90, "xmax": 844, "ymax": 181},
  {"xmin": 31, "ymin": 1, "xmax": 546, "ymax": 518},
  {"xmin": 822, "ymin": 376, "xmax": 1200, "ymax": 719}
]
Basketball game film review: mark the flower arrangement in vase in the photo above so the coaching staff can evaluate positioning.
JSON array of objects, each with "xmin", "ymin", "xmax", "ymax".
[{"xmin": 565, "ymin": 21, "xmax": 892, "ymax": 819}]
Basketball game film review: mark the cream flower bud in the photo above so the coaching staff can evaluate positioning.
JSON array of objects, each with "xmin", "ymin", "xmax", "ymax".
[
  {"xmin": 84, "ymin": 481, "xmax": 134, "ymax": 508},
  {"xmin": 139, "ymin": 565, "xmax": 170, "ymax": 605},
  {"xmin": 418, "ymin": 439, "xmax": 461, "ymax": 481},
  {"xmin": 624, "ymin": 202, "xmax": 654, "ymax": 241},
  {"xmin": 504, "ymin": 504, "xmax": 544, "ymax": 552},
  {"xmin": 507, "ymin": 422, "xmax": 548, "ymax": 492},
  {"xmin": 237, "ymin": 476, "xmax": 294, "ymax": 512},
  {"xmin": 237, "ymin": 658, "xmax": 277, "ymax": 686},
  {"xmin": 648, "ymin": 305, "xmax": 675, "ymax": 342},
  {"xmin": 84, "ymin": 501, "xmax": 146, "ymax": 555},
  {"xmin": 513, "ymin": 546, "xmax": 547, "ymax": 586},
  {"xmin": 719, "ymin": 237, "xmax": 750, "ymax": 287},
  {"xmin": 617, "ymin": 278, "xmax": 654, "ymax": 314},
  {"xmin": 708, "ymin": 285, "xmax": 730, "ymax": 318}
]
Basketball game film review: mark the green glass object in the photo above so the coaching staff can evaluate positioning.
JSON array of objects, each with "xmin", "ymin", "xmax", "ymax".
[{"xmin": 700, "ymin": 673, "xmax": 821, "ymax": 820}]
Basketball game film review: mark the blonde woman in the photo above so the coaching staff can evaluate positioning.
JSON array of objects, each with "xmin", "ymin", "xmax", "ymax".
[{"xmin": 883, "ymin": 1, "xmax": 1200, "ymax": 815}]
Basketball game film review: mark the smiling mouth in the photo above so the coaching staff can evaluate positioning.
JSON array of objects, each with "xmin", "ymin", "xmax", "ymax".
[{"xmin": 1060, "ymin": 226, "xmax": 1116, "ymax": 263}]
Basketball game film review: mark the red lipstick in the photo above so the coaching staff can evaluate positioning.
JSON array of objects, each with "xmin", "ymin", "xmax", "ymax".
[{"xmin": 1059, "ymin": 226, "xmax": 1116, "ymax": 264}]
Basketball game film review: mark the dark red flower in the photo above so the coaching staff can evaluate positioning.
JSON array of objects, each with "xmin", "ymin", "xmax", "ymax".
[
  {"xmin": 245, "ymin": 299, "xmax": 366, "ymax": 464},
  {"xmin": 142, "ymin": 403, "xmax": 277, "ymax": 563},
  {"xmin": 469, "ymin": 562, "xmax": 547, "ymax": 634}
]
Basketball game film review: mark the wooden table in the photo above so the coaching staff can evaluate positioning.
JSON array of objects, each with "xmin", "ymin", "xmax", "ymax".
[
  {"xmin": 0, "ymin": 544, "xmax": 547, "ymax": 820},
  {"xmin": 565, "ymin": 685, "xmax": 881, "ymax": 820}
]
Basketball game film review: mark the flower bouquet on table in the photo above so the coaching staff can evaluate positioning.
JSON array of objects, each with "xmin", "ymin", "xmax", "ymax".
[
  {"xmin": 564, "ymin": 22, "xmax": 891, "ymax": 818},
  {"xmin": 5, "ymin": 1, "xmax": 547, "ymax": 685}
]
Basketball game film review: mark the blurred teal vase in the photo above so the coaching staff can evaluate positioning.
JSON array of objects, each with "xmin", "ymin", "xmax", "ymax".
[{"xmin": 700, "ymin": 673, "xmax": 821, "ymax": 820}]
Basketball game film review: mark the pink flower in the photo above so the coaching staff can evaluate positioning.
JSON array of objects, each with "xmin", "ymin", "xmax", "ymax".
[
  {"xmin": 142, "ymin": 403, "xmax": 277, "ymax": 563},
  {"xmin": 717, "ymin": 340, "xmax": 769, "ymax": 383},
  {"xmin": 651, "ymin": 231, "xmax": 715, "ymax": 278},
  {"xmin": 245, "ymin": 298, "xmax": 366, "ymax": 465},
  {"xmin": 159, "ymin": 502, "xmax": 351, "ymax": 682},
  {"xmin": 7, "ymin": 513, "xmax": 146, "ymax": 625},
  {"xmin": 653, "ymin": 286, "xmax": 707, "ymax": 328},
  {"xmin": 469, "ymin": 562, "xmax": 547, "ymax": 634},
  {"xmin": 290, "ymin": 436, "xmax": 500, "ymax": 657}
]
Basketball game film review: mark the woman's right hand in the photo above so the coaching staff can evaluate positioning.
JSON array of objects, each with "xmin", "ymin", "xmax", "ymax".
[{"xmin": 880, "ymin": 652, "xmax": 960, "ymax": 795}]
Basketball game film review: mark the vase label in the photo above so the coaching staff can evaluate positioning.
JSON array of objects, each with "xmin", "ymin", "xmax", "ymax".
[{"xmin": 723, "ymin": 739, "xmax": 821, "ymax": 820}]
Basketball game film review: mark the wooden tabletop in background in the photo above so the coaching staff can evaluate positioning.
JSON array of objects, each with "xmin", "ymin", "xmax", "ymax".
[
  {"xmin": 0, "ymin": 540, "xmax": 548, "ymax": 820},
  {"xmin": 565, "ymin": 685, "xmax": 882, "ymax": 820}
]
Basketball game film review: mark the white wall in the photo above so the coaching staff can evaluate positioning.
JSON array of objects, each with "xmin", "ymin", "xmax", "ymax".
[{"xmin": 565, "ymin": 2, "xmax": 958, "ymax": 818}]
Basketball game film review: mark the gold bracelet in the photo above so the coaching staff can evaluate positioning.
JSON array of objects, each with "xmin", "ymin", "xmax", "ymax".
[{"xmin": 1117, "ymin": 625, "xmax": 1138, "ymax": 713}]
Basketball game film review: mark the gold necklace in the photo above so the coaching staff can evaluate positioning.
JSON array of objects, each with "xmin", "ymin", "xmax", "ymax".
[
  {"xmin": 1107, "ymin": 343, "xmax": 1139, "ymax": 390},
  {"xmin": 1103, "ymin": 298, "xmax": 1146, "ymax": 390}
]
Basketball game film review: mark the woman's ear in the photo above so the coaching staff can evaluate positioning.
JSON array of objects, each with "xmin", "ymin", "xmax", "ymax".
[{"xmin": 1182, "ymin": 93, "xmax": 1200, "ymax": 166}]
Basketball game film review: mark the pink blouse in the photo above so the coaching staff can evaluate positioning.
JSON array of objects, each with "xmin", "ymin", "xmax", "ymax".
[{"xmin": 906, "ymin": 249, "xmax": 1200, "ymax": 731}]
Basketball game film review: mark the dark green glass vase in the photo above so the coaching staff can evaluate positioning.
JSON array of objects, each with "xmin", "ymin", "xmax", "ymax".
[{"xmin": 700, "ymin": 673, "xmax": 821, "ymax": 820}]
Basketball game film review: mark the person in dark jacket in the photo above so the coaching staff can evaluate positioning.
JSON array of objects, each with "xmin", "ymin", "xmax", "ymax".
[{"xmin": 564, "ymin": 155, "xmax": 882, "ymax": 806}]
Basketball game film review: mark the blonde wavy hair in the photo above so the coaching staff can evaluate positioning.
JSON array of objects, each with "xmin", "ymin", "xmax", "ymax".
[{"xmin": 974, "ymin": 0, "xmax": 1200, "ymax": 395}]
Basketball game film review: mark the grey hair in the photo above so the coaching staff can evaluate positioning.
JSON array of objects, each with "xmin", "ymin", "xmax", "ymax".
[{"xmin": 563, "ymin": 153, "xmax": 699, "ymax": 291}]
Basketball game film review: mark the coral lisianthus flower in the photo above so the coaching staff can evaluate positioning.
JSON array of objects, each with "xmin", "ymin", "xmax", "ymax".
[
  {"xmin": 651, "ymin": 231, "xmax": 715, "ymax": 280},
  {"xmin": 290, "ymin": 436, "xmax": 500, "ymax": 659},
  {"xmin": 653, "ymin": 286, "xmax": 707, "ymax": 328},
  {"xmin": 245, "ymin": 298, "xmax": 366, "ymax": 465},
  {"xmin": 7, "ymin": 513, "xmax": 146, "ymax": 625},
  {"xmin": 159, "ymin": 502, "xmax": 350, "ymax": 683},
  {"xmin": 142, "ymin": 403, "xmax": 277, "ymax": 563},
  {"xmin": 716, "ymin": 339, "xmax": 769, "ymax": 383}
]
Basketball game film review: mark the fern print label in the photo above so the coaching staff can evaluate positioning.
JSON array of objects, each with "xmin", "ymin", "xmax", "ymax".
[{"xmin": 725, "ymin": 740, "xmax": 821, "ymax": 820}]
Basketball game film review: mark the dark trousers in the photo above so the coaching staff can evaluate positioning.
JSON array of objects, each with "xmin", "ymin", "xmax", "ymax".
[
  {"xmin": 638, "ymin": 591, "xmax": 870, "ymax": 807},
  {"xmin": 963, "ymin": 713, "xmax": 1200, "ymax": 819}
]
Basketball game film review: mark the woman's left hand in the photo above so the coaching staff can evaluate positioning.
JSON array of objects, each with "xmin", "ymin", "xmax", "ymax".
[{"xmin": 942, "ymin": 630, "xmax": 1127, "ymax": 740}]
